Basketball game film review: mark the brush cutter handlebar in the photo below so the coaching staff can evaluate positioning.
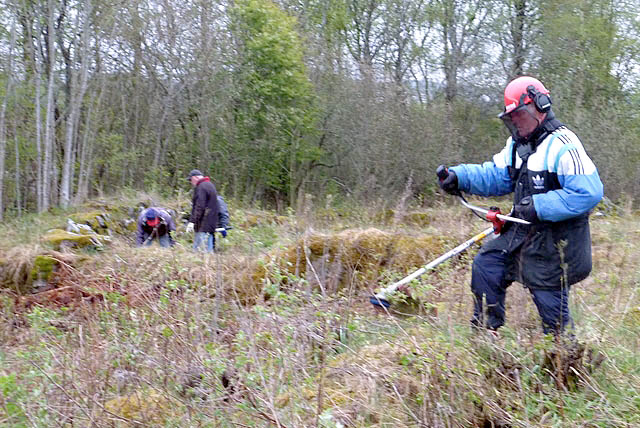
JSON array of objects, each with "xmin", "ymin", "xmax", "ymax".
[
  {"xmin": 458, "ymin": 197, "xmax": 530, "ymax": 226},
  {"xmin": 436, "ymin": 165, "xmax": 530, "ymax": 226}
]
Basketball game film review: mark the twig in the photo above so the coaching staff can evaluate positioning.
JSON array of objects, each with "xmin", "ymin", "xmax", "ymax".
[
  {"xmin": 243, "ymin": 384, "xmax": 291, "ymax": 428},
  {"xmin": 29, "ymin": 361, "xmax": 97, "ymax": 425}
]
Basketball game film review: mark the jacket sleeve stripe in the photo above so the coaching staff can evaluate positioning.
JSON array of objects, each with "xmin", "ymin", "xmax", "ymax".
[
  {"xmin": 558, "ymin": 134, "xmax": 584, "ymax": 174},
  {"xmin": 568, "ymin": 147, "xmax": 579, "ymax": 174},
  {"xmin": 554, "ymin": 143, "xmax": 577, "ymax": 173}
]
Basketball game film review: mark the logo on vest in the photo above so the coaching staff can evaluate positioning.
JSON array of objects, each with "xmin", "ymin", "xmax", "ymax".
[{"xmin": 532, "ymin": 174, "xmax": 544, "ymax": 190}]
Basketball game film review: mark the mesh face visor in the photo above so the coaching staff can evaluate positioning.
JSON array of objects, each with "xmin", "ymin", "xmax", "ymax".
[
  {"xmin": 498, "ymin": 107, "xmax": 522, "ymax": 138},
  {"xmin": 498, "ymin": 95, "xmax": 539, "ymax": 140}
]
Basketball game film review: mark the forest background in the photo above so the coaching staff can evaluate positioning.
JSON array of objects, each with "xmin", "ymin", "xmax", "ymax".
[{"xmin": 0, "ymin": 0, "xmax": 639, "ymax": 218}]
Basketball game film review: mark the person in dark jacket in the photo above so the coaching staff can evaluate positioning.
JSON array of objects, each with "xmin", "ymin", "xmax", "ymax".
[
  {"xmin": 136, "ymin": 207, "xmax": 176, "ymax": 248},
  {"xmin": 438, "ymin": 76, "xmax": 603, "ymax": 335},
  {"xmin": 185, "ymin": 169, "xmax": 219, "ymax": 252}
]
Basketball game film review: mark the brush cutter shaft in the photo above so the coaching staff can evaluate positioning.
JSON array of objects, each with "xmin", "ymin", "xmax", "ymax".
[
  {"xmin": 458, "ymin": 197, "xmax": 530, "ymax": 225},
  {"xmin": 373, "ymin": 225, "xmax": 494, "ymax": 301}
]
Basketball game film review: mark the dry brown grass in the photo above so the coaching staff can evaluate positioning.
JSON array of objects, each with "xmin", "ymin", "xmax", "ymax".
[
  {"xmin": 0, "ymin": 245, "xmax": 41, "ymax": 293},
  {"xmin": 0, "ymin": 246, "xmax": 81, "ymax": 294}
]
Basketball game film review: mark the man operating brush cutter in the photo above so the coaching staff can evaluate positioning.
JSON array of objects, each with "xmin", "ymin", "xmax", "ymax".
[
  {"xmin": 373, "ymin": 77, "xmax": 603, "ymax": 337},
  {"xmin": 437, "ymin": 76, "xmax": 603, "ymax": 336}
]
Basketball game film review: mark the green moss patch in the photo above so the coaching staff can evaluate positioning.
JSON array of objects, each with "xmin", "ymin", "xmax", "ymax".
[
  {"xmin": 30, "ymin": 255, "xmax": 57, "ymax": 283},
  {"xmin": 104, "ymin": 390, "xmax": 179, "ymax": 426},
  {"xmin": 42, "ymin": 229, "xmax": 111, "ymax": 250}
]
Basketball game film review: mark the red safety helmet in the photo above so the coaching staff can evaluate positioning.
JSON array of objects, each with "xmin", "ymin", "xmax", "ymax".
[{"xmin": 499, "ymin": 76, "xmax": 551, "ymax": 117}]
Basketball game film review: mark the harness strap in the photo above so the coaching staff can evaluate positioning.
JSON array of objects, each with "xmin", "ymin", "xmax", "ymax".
[{"xmin": 510, "ymin": 116, "xmax": 564, "ymax": 174}]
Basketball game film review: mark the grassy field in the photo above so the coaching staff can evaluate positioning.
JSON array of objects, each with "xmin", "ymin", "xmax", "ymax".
[{"xmin": 0, "ymin": 193, "xmax": 638, "ymax": 427}]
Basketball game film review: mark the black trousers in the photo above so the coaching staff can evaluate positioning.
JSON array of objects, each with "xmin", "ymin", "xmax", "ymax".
[{"xmin": 471, "ymin": 248, "xmax": 572, "ymax": 334}]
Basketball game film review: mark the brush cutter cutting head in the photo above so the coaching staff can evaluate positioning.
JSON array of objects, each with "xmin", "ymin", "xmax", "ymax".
[{"xmin": 369, "ymin": 295, "xmax": 390, "ymax": 308}]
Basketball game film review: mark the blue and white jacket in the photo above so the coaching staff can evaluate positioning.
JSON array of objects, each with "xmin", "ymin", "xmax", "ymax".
[{"xmin": 451, "ymin": 121, "xmax": 603, "ymax": 288}]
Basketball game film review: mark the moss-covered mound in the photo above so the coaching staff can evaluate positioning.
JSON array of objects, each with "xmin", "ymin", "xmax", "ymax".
[
  {"xmin": 0, "ymin": 246, "xmax": 41, "ymax": 294},
  {"xmin": 42, "ymin": 229, "xmax": 111, "ymax": 250},
  {"xmin": 70, "ymin": 207, "xmax": 140, "ymax": 236},
  {"xmin": 0, "ymin": 248, "xmax": 80, "ymax": 294},
  {"xmin": 69, "ymin": 211, "xmax": 112, "ymax": 235},
  {"xmin": 242, "ymin": 228, "xmax": 450, "ymax": 304}
]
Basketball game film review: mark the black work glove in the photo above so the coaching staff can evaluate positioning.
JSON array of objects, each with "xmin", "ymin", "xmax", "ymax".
[
  {"xmin": 514, "ymin": 196, "xmax": 538, "ymax": 223},
  {"xmin": 436, "ymin": 165, "xmax": 459, "ymax": 195}
]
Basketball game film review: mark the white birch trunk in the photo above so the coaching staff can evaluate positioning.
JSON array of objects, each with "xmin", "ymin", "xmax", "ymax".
[
  {"xmin": 42, "ymin": 0, "xmax": 56, "ymax": 212},
  {"xmin": 34, "ymin": 26, "xmax": 44, "ymax": 213},
  {"xmin": 13, "ymin": 120, "xmax": 20, "ymax": 216},
  {"xmin": 74, "ymin": 110, "xmax": 92, "ymax": 202},
  {"xmin": 75, "ymin": 8, "xmax": 116, "ymax": 204},
  {"xmin": 0, "ymin": 100, "xmax": 6, "ymax": 220},
  {"xmin": 60, "ymin": 0, "xmax": 92, "ymax": 208},
  {"xmin": 0, "ymin": 22, "xmax": 17, "ymax": 221},
  {"xmin": 75, "ymin": 91, "xmax": 102, "ymax": 203}
]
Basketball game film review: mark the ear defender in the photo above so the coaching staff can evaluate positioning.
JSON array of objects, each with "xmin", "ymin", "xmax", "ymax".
[{"xmin": 526, "ymin": 85, "xmax": 552, "ymax": 113}]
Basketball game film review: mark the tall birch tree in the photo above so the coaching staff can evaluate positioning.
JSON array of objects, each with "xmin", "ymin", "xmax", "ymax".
[
  {"xmin": 0, "ymin": 21, "xmax": 17, "ymax": 220},
  {"xmin": 41, "ymin": 0, "xmax": 56, "ymax": 212},
  {"xmin": 60, "ymin": 0, "xmax": 92, "ymax": 208}
]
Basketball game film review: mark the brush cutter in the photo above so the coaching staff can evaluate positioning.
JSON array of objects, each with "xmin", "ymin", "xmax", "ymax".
[{"xmin": 370, "ymin": 166, "xmax": 530, "ymax": 308}]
